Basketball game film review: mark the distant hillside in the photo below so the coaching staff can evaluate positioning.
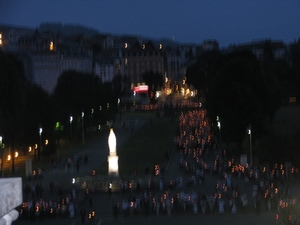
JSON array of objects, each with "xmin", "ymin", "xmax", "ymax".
[
  {"xmin": 0, "ymin": 22, "xmax": 185, "ymax": 47},
  {"xmin": 0, "ymin": 23, "xmax": 33, "ymax": 33},
  {"xmin": 39, "ymin": 22, "xmax": 100, "ymax": 37}
]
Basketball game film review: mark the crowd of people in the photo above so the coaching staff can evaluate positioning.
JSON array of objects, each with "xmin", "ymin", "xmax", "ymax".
[
  {"xmin": 17, "ymin": 107, "xmax": 300, "ymax": 224},
  {"xmin": 109, "ymin": 109, "xmax": 300, "ymax": 224},
  {"xmin": 18, "ymin": 182, "xmax": 97, "ymax": 224}
]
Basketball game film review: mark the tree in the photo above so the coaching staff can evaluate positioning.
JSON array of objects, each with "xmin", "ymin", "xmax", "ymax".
[
  {"xmin": 206, "ymin": 50, "xmax": 267, "ymax": 144},
  {"xmin": 186, "ymin": 50, "xmax": 221, "ymax": 96},
  {"xmin": 21, "ymin": 83, "xmax": 52, "ymax": 147},
  {"xmin": 112, "ymin": 74, "xmax": 130, "ymax": 98},
  {"xmin": 51, "ymin": 70, "xmax": 106, "ymax": 137},
  {"xmin": 0, "ymin": 52, "xmax": 54, "ymax": 166},
  {"xmin": 142, "ymin": 71, "xmax": 163, "ymax": 103},
  {"xmin": 0, "ymin": 52, "xmax": 29, "ymax": 171},
  {"xmin": 142, "ymin": 71, "xmax": 163, "ymax": 91},
  {"xmin": 260, "ymin": 40, "xmax": 282, "ymax": 122}
]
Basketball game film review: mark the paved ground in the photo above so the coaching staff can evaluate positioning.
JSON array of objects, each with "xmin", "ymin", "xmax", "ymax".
[{"xmin": 12, "ymin": 111, "xmax": 298, "ymax": 225}]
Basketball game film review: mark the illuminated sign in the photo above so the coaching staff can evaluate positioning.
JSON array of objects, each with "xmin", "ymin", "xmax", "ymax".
[{"xmin": 133, "ymin": 85, "xmax": 148, "ymax": 93}]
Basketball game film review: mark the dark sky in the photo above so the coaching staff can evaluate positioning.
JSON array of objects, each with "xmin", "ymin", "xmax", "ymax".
[{"xmin": 1, "ymin": 0, "xmax": 299, "ymax": 47}]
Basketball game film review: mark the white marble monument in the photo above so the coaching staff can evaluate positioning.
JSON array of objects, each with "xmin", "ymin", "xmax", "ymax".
[{"xmin": 108, "ymin": 128, "xmax": 119, "ymax": 177}]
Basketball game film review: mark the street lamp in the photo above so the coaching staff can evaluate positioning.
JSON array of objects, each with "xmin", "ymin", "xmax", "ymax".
[
  {"xmin": 39, "ymin": 125, "xmax": 43, "ymax": 164},
  {"xmin": 216, "ymin": 116, "xmax": 222, "ymax": 148},
  {"xmin": 82, "ymin": 111, "xmax": 85, "ymax": 144},
  {"xmin": 247, "ymin": 123, "xmax": 252, "ymax": 167},
  {"xmin": 70, "ymin": 115, "xmax": 73, "ymax": 149}
]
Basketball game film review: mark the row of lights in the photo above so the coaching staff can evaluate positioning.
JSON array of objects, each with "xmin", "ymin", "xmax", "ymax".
[
  {"xmin": 13, "ymin": 104, "xmax": 113, "ymax": 160},
  {"xmin": 0, "ymin": 136, "xmax": 19, "ymax": 161},
  {"xmin": 124, "ymin": 42, "xmax": 163, "ymax": 49}
]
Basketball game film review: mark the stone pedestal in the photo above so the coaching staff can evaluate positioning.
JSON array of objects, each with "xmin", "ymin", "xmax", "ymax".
[
  {"xmin": 0, "ymin": 178, "xmax": 22, "ymax": 225},
  {"xmin": 108, "ymin": 155, "xmax": 119, "ymax": 178}
]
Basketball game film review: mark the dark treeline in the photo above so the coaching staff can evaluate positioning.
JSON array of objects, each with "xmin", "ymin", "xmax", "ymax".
[
  {"xmin": 186, "ymin": 42, "xmax": 300, "ymax": 166},
  {"xmin": 0, "ymin": 52, "xmax": 118, "ymax": 165}
]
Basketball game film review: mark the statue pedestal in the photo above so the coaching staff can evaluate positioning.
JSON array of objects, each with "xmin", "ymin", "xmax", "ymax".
[
  {"xmin": 108, "ymin": 155, "xmax": 119, "ymax": 178},
  {"xmin": 0, "ymin": 178, "xmax": 22, "ymax": 225}
]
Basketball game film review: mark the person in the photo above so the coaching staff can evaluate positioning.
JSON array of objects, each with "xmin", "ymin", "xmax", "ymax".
[
  {"xmin": 113, "ymin": 201, "xmax": 119, "ymax": 218},
  {"xmin": 80, "ymin": 207, "xmax": 86, "ymax": 224},
  {"xmin": 72, "ymin": 188, "xmax": 76, "ymax": 200},
  {"xmin": 69, "ymin": 202, "xmax": 75, "ymax": 218},
  {"xmin": 53, "ymin": 161, "xmax": 57, "ymax": 173},
  {"xmin": 218, "ymin": 198, "xmax": 224, "ymax": 214},
  {"xmin": 89, "ymin": 196, "xmax": 93, "ymax": 209},
  {"xmin": 231, "ymin": 201, "xmax": 237, "ymax": 214},
  {"xmin": 159, "ymin": 179, "xmax": 163, "ymax": 191},
  {"xmin": 88, "ymin": 210, "xmax": 95, "ymax": 224},
  {"xmin": 193, "ymin": 201, "xmax": 198, "ymax": 215},
  {"xmin": 76, "ymin": 161, "xmax": 80, "ymax": 173},
  {"xmin": 49, "ymin": 181, "xmax": 54, "ymax": 195},
  {"xmin": 167, "ymin": 197, "xmax": 172, "ymax": 216},
  {"xmin": 108, "ymin": 182, "xmax": 112, "ymax": 197}
]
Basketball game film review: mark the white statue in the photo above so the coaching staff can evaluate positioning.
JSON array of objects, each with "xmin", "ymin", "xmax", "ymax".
[{"xmin": 108, "ymin": 128, "xmax": 117, "ymax": 155}]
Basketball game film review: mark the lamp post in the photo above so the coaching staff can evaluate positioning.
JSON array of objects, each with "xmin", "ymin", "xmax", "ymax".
[
  {"xmin": 217, "ymin": 116, "xmax": 224, "ymax": 161},
  {"xmin": 0, "ymin": 136, "xmax": 3, "ymax": 177},
  {"xmin": 247, "ymin": 123, "xmax": 252, "ymax": 167},
  {"xmin": 39, "ymin": 125, "xmax": 43, "ymax": 165},
  {"xmin": 70, "ymin": 115, "xmax": 73, "ymax": 149},
  {"xmin": 216, "ymin": 116, "xmax": 222, "ymax": 148},
  {"xmin": 82, "ymin": 111, "xmax": 85, "ymax": 144}
]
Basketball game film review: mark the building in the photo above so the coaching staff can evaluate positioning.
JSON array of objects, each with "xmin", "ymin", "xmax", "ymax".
[
  {"xmin": 0, "ymin": 24, "xmax": 93, "ymax": 93},
  {"xmin": 122, "ymin": 40, "xmax": 164, "ymax": 88}
]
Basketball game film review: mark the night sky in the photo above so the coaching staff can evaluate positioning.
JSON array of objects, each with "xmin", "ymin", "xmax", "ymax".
[{"xmin": 0, "ymin": 0, "xmax": 299, "ymax": 47}]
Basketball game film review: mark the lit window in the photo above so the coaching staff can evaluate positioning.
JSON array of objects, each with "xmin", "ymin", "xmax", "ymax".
[{"xmin": 50, "ymin": 41, "xmax": 54, "ymax": 51}]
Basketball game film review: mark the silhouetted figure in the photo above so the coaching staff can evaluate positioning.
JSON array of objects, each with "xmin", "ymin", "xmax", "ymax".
[
  {"xmin": 108, "ymin": 182, "xmax": 112, "ymax": 197},
  {"xmin": 76, "ymin": 161, "xmax": 80, "ymax": 173},
  {"xmin": 113, "ymin": 202, "xmax": 119, "ymax": 218},
  {"xmin": 84, "ymin": 154, "xmax": 88, "ymax": 164},
  {"xmin": 89, "ymin": 196, "xmax": 93, "ymax": 209},
  {"xmin": 49, "ymin": 181, "xmax": 54, "ymax": 194},
  {"xmin": 80, "ymin": 207, "xmax": 86, "ymax": 224}
]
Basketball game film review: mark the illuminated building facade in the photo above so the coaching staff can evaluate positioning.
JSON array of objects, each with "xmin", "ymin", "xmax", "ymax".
[
  {"xmin": 0, "ymin": 25, "xmax": 93, "ymax": 93},
  {"xmin": 122, "ymin": 40, "xmax": 164, "ymax": 88}
]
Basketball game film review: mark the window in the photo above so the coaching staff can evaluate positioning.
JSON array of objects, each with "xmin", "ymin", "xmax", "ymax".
[{"xmin": 50, "ymin": 41, "xmax": 54, "ymax": 51}]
